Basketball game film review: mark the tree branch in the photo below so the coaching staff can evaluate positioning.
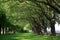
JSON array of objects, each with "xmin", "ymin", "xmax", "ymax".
[{"xmin": 30, "ymin": 0, "xmax": 60, "ymax": 14}]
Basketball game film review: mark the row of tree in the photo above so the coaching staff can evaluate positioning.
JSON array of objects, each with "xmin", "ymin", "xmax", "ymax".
[
  {"xmin": 0, "ymin": 0, "xmax": 60, "ymax": 36},
  {"xmin": 27, "ymin": 0, "xmax": 60, "ymax": 36},
  {"xmin": 0, "ymin": 8, "xmax": 19, "ymax": 34}
]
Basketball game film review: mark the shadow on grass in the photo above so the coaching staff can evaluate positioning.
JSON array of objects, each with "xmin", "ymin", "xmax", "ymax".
[{"xmin": 0, "ymin": 34, "xmax": 18, "ymax": 40}]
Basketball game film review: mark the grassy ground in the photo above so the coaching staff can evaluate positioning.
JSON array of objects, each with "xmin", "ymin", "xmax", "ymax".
[{"xmin": 0, "ymin": 33, "xmax": 60, "ymax": 40}]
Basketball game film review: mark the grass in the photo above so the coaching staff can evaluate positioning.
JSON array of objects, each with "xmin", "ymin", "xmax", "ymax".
[{"xmin": 0, "ymin": 33, "xmax": 60, "ymax": 40}]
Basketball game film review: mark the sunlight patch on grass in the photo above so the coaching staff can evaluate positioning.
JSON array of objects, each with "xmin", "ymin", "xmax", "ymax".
[{"xmin": 21, "ymin": 39, "xmax": 31, "ymax": 40}]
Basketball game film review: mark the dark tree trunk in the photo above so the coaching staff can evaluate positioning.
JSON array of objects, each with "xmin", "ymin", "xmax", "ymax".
[
  {"xmin": 50, "ymin": 9, "xmax": 56, "ymax": 36},
  {"xmin": 13, "ymin": 29, "xmax": 15, "ymax": 34},
  {"xmin": 2, "ymin": 27, "xmax": 4, "ymax": 34},
  {"xmin": 0, "ymin": 27, "xmax": 1, "ymax": 35},
  {"xmin": 44, "ymin": 20, "xmax": 47, "ymax": 34},
  {"xmin": 44, "ymin": 26, "xmax": 47, "ymax": 34},
  {"xmin": 50, "ymin": 20, "xmax": 56, "ymax": 36},
  {"xmin": 5, "ymin": 27, "xmax": 8, "ymax": 34},
  {"xmin": 41, "ymin": 15, "xmax": 47, "ymax": 34},
  {"xmin": 32, "ymin": 25, "xmax": 42, "ymax": 35},
  {"xmin": 31, "ymin": 17, "xmax": 42, "ymax": 35},
  {"xmin": 35, "ymin": 26, "xmax": 42, "ymax": 35},
  {"xmin": 42, "ymin": 20, "xmax": 47, "ymax": 34}
]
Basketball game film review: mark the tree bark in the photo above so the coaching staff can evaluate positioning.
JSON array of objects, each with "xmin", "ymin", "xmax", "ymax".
[{"xmin": 50, "ymin": 9, "xmax": 56, "ymax": 36}]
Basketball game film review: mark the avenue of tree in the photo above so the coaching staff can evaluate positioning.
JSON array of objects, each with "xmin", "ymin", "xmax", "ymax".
[{"xmin": 0, "ymin": 0, "xmax": 60, "ymax": 36}]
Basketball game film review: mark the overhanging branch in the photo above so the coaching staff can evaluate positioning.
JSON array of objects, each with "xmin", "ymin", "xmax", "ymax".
[{"xmin": 30, "ymin": 0, "xmax": 60, "ymax": 14}]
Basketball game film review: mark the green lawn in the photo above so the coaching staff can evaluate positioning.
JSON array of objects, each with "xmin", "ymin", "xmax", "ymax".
[{"xmin": 0, "ymin": 33, "xmax": 60, "ymax": 40}]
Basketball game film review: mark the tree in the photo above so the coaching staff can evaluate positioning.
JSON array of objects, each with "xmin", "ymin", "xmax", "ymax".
[
  {"xmin": 28, "ymin": 0, "xmax": 57, "ymax": 35},
  {"xmin": 0, "ymin": 7, "xmax": 7, "ymax": 34}
]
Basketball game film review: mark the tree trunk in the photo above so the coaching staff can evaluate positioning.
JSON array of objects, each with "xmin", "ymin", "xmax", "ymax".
[
  {"xmin": 0, "ymin": 27, "xmax": 1, "ymax": 35},
  {"xmin": 50, "ymin": 20, "xmax": 56, "ymax": 36},
  {"xmin": 44, "ymin": 20, "xmax": 47, "ymax": 34},
  {"xmin": 2, "ymin": 27, "xmax": 4, "ymax": 34},
  {"xmin": 13, "ymin": 30, "xmax": 15, "ymax": 34},
  {"xmin": 44, "ymin": 26, "xmax": 47, "ymax": 34},
  {"xmin": 35, "ymin": 26, "xmax": 42, "ymax": 35},
  {"xmin": 32, "ymin": 25, "xmax": 42, "ymax": 35},
  {"xmin": 31, "ymin": 17, "xmax": 42, "ymax": 35},
  {"xmin": 50, "ymin": 9, "xmax": 56, "ymax": 36},
  {"xmin": 5, "ymin": 27, "xmax": 8, "ymax": 34}
]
